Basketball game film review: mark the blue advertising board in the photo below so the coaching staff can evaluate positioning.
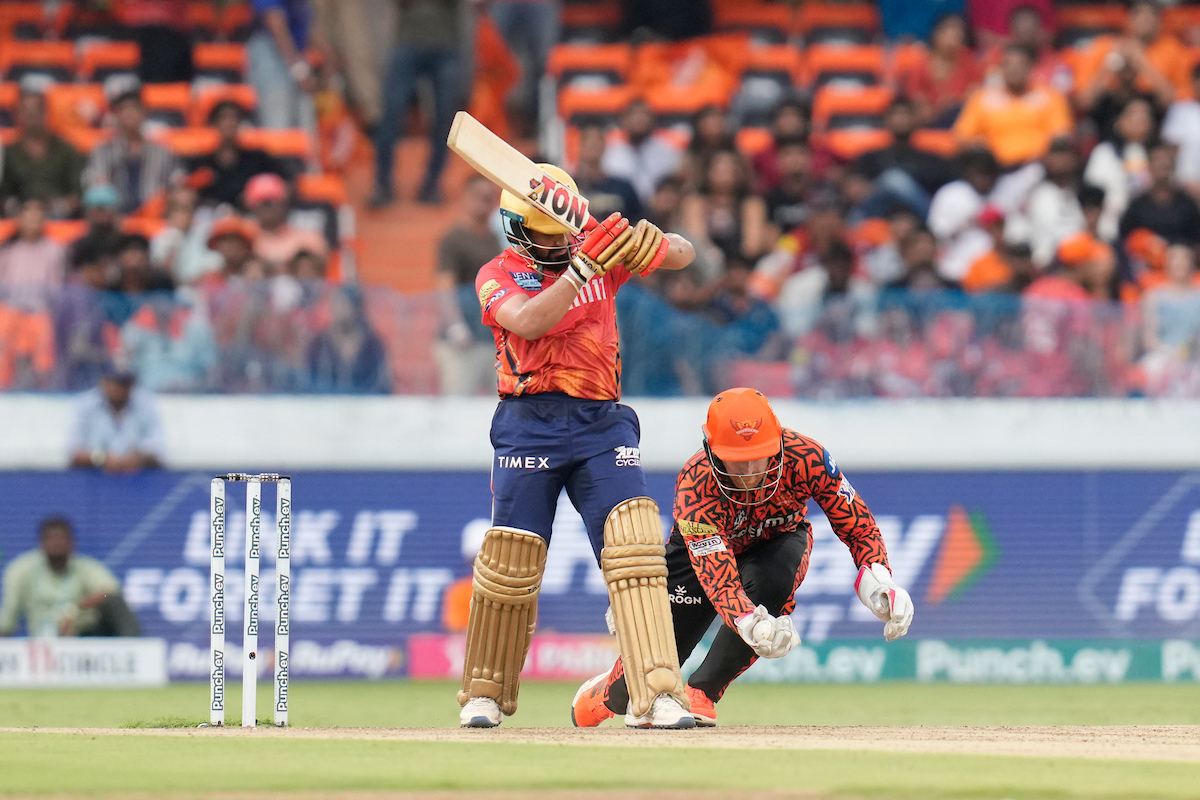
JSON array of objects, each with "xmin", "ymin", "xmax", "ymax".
[{"xmin": 1, "ymin": 469, "xmax": 1199, "ymax": 680}]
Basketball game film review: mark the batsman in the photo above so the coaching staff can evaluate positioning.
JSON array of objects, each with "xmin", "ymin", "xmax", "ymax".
[
  {"xmin": 573, "ymin": 388, "xmax": 914, "ymax": 727},
  {"xmin": 458, "ymin": 163, "xmax": 698, "ymax": 728}
]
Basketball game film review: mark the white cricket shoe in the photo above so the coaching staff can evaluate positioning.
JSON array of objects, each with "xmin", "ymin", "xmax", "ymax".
[
  {"xmin": 624, "ymin": 693, "xmax": 696, "ymax": 729},
  {"xmin": 460, "ymin": 697, "xmax": 502, "ymax": 728}
]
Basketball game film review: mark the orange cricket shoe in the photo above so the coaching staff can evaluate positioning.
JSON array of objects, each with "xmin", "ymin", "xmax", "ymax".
[
  {"xmin": 571, "ymin": 670, "xmax": 616, "ymax": 727},
  {"xmin": 686, "ymin": 684, "xmax": 717, "ymax": 726}
]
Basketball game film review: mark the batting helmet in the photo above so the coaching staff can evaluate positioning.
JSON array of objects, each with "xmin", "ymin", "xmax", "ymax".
[{"xmin": 499, "ymin": 163, "xmax": 580, "ymax": 275}]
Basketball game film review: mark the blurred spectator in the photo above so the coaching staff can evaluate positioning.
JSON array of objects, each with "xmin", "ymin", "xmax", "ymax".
[
  {"xmin": 1026, "ymin": 232, "xmax": 1114, "ymax": 302},
  {"xmin": 752, "ymin": 98, "xmax": 810, "ymax": 193},
  {"xmin": 150, "ymin": 188, "xmax": 221, "ymax": 286},
  {"xmin": 601, "ymin": 100, "xmax": 683, "ymax": 205},
  {"xmin": 928, "ymin": 147, "xmax": 1000, "ymax": 281},
  {"xmin": 1119, "ymin": 143, "xmax": 1200, "ymax": 246},
  {"xmin": 120, "ymin": 293, "xmax": 217, "ymax": 392},
  {"xmin": 750, "ymin": 186, "xmax": 847, "ymax": 302},
  {"xmin": 850, "ymin": 97, "xmax": 958, "ymax": 221},
  {"xmin": 891, "ymin": 226, "xmax": 959, "ymax": 290},
  {"xmin": 0, "ymin": 89, "xmax": 85, "ymax": 219},
  {"xmin": 246, "ymin": 173, "xmax": 328, "ymax": 273},
  {"xmin": 67, "ymin": 368, "xmax": 165, "ymax": 472},
  {"xmin": 120, "ymin": 0, "xmax": 193, "ymax": 84},
  {"xmin": 962, "ymin": 205, "xmax": 1021, "ymax": 292},
  {"xmin": 188, "ymin": 101, "xmax": 287, "ymax": 209},
  {"xmin": 311, "ymin": 0, "xmax": 382, "ymax": 132},
  {"xmin": 103, "ymin": 234, "xmax": 171, "ymax": 328},
  {"xmin": 307, "ymin": 287, "xmax": 390, "ymax": 393},
  {"xmin": 490, "ymin": 0, "xmax": 561, "ymax": 135},
  {"xmin": 620, "ymin": 0, "xmax": 712, "ymax": 40},
  {"xmin": 0, "ymin": 199, "xmax": 66, "ymax": 314},
  {"xmin": 207, "ymin": 217, "xmax": 259, "ymax": 278},
  {"xmin": 1084, "ymin": 96, "xmax": 1156, "ymax": 242},
  {"xmin": 643, "ymin": 174, "xmax": 720, "ymax": 287},
  {"xmin": 1161, "ymin": 63, "xmax": 1200, "ymax": 196},
  {"xmin": 70, "ymin": 185, "xmax": 123, "ymax": 267},
  {"xmin": 1024, "ymin": 137, "xmax": 1087, "ymax": 266},
  {"xmin": 681, "ymin": 149, "xmax": 769, "ymax": 265},
  {"xmin": 0, "ymin": 516, "xmax": 139, "ymax": 637},
  {"xmin": 434, "ymin": 174, "xmax": 501, "ymax": 395},
  {"xmin": 983, "ymin": 5, "xmax": 1071, "ymax": 94},
  {"xmin": 966, "ymin": 0, "xmax": 1054, "ymax": 50},
  {"xmin": 370, "ymin": 0, "xmax": 464, "ymax": 207},
  {"xmin": 954, "ymin": 44, "xmax": 1072, "ymax": 168},
  {"xmin": 776, "ymin": 239, "xmax": 875, "ymax": 339},
  {"xmin": 861, "ymin": 205, "xmax": 922, "ymax": 286},
  {"xmin": 764, "ymin": 137, "xmax": 812, "ymax": 237},
  {"xmin": 905, "ymin": 13, "xmax": 984, "ymax": 129},
  {"xmin": 86, "ymin": 84, "xmax": 180, "ymax": 214},
  {"xmin": 705, "ymin": 255, "xmax": 782, "ymax": 359},
  {"xmin": 1075, "ymin": 0, "xmax": 1188, "ymax": 113},
  {"xmin": 249, "ymin": 0, "xmax": 317, "ymax": 131},
  {"xmin": 680, "ymin": 105, "xmax": 735, "ymax": 189},
  {"xmin": 1079, "ymin": 184, "xmax": 1107, "ymax": 240},
  {"xmin": 0, "ymin": 293, "xmax": 55, "ymax": 391},
  {"xmin": 573, "ymin": 125, "xmax": 643, "ymax": 222},
  {"xmin": 55, "ymin": 239, "xmax": 115, "ymax": 391},
  {"xmin": 1142, "ymin": 244, "xmax": 1200, "ymax": 368}
]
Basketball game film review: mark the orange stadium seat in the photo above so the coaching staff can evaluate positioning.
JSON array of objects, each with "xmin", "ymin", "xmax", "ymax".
[
  {"xmin": 60, "ymin": 126, "xmax": 107, "ymax": 155},
  {"xmin": 150, "ymin": 126, "xmax": 220, "ymax": 158},
  {"xmin": 734, "ymin": 126, "xmax": 774, "ymax": 157},
  {"xmin": 0, "ymin": 83, "xmax": 18, "ymax": 127},
  {"xmin": 645, "ymin": 83, "xmax": 734, "ymax": 127},
  {"xmin": 802, "ymin": 45, "xmax": 885, "ymax": 90},
  {"xmin": 191, "ymin": 84, "xmax": 257, "ymax": 126},
  {"xmin": 560, "ymin": 0, "xmax": 620, "ymax": 44},
  {"xmin": 811, "ymin": 85, "xmax": 893, "ymax": 130},
  {"xmin": 295, "ymin": 173, "xmax": 352, "ymax": 277},
  {"xmin": 712, "ymin": 2, "xmax": 794, "ymax": 45},
  {"xmin": 0, "ymin": 128, "xmax": 18, "ymax": 146},
  {"xmin": 546, "ymin": 43, "xmax": 632, "ymax": 89},
  {"xmin": 186, "ymin": 0, "xmax": 221, "ymax": 41},
  {"xmin": 797, "ymin": 2, "xmax": 880, "ymax": 46},
  {"xmin": 240, "ymin": 127, "xmax": 314, "ymax": 174},
  {"xmin": 1057, "ymin": 6, "xmax": 1128, "ymax": 49},
  {"xmin": 142, "ymin": 83, "xmax": 192, "ymax": 128},
  {"xmin": 889, "ymin": 42, "xmax": 927, "ymax": 84},
  {"xmin": 0, "ymin": 2, "xmax": 63, "ymax": 40},
  {"xmin": 912, "ymin": 128, "xmax": 959, "ymax": 158},
  {"xmin": 557, "ymin": 85, "xmax": 636, "ymax": 127},
  {"xmin": 46, "ymin": 83, "xmax": 106, "ymax": 130},
  {"xmin": 121, "ymin": 217, "xmax": 167, "ymax": 239},
  {"xmin": 732, "ymin": 45, "xmax": 802, "ymax": 124},
  {"xmin": 77, "ymin": 41, "xmax": 139, "ymax": 83},
  {"xmin": 44, "ymin": 220, "xmax": 88, "ymax": 244},
  {"xmin": 0, "ymin": 41, "xmax": 76, "ymax": 83},
  {"xmin": 819, "ymin": 128, "xmax": 891, "ymax": 160},
  {"xmin": 218, "ymin": 2, "xmax": 254, "ymax": 41},
  {"xmin": 194, "ymin": 43, "xmax": 248, "ymax": 84}
]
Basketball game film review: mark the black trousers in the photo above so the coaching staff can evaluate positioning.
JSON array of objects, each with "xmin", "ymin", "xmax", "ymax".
[
  {"xmin": 77, "ymin": 594, "xmax": 141, "ymax": 637},
  {"xmin": 605, "ymin": 529, "xmax": 809, "ymax": 711}
]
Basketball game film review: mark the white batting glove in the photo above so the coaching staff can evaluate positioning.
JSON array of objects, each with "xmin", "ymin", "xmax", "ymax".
[
  {"xmin": 734, "ymin": 605, "xmax": 801, "ymax": 658},
  {"xmin": 854, "ymin": 563, "xmax": 914, "ymax": 641}
]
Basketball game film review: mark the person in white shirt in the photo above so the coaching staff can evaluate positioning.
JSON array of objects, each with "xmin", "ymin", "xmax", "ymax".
[
  {"xmin": 67, "ymin": 369, "xmax": 165, "ymax": 473},
  {"xmin": 600, "ymin": 99, "xmax": 683, "ymax": 205},
  {"xmin": 1084, "ymin": 95, "xmax": 1156, "ymax": 242},
  {"xmin": 1024, "ymin": 137, "xmax": 1087, "ymax": 266},
  {"xmin": 1161, "ymin": 62, "xmax": 1200, "ymax": 196}
]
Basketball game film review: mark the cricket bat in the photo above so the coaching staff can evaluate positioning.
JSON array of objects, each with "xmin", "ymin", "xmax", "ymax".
[{"xmin": 447, "ymin": 111, "xmax": 594, "ymax": 234}]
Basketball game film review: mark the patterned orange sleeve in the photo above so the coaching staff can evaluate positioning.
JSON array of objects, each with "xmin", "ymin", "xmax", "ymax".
[
  {"xmin": 674, "ymin": 458, "xmax": 756, "ymax": 629},
  {"xmin": 797, "ymin": 435, "xmax": 890, "ymax": 571}
]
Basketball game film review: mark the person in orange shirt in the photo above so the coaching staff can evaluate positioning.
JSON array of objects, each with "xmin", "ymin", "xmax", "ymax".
[
  {"xmin": 954, "ymin": 44, "xmax": 1072, "ymax": 168},
  {"xmin": 1075, "ymin": 0, "xmax": 1188, "ymax": 113}
]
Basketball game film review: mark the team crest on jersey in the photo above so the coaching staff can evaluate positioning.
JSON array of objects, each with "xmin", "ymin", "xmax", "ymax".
[
  {"xmin": 511, "ymin": 271, "xmax": 543, "ymax": 292},
  {"xmin": 730, "ymin": 418, "xmax": 762, "ymax": 440}
]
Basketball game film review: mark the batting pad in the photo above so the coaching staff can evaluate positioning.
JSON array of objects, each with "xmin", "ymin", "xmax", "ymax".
[
  {"xmin": 601, "ymin": 497, "xmax": 688, "ymax": 717},
  {"xmin": 458, "ymin": 527, "xmax": 547, "ymax": 716}
]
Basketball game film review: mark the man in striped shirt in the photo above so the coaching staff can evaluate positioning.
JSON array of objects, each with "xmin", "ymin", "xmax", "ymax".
[{"xmin": 85, "ymin": 82, "xmax": 180, "ymax": 214}]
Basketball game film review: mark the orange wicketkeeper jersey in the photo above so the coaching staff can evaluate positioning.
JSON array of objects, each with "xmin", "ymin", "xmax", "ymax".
[
  {"xmin": 476, "ymin": 249, "xmax": 633, "ymax": 400},
  {"xmin": 673, "ymin": 428, "xmax": 890, "ymax": 629}
]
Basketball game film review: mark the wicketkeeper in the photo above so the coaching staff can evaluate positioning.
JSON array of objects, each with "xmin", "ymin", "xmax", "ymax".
[
  {"xmin": 572, "ymin": 388, "xmax": 914, "ymax": 726},
  {"xmin": 459, "ymin": 164, "xmax": 699, "ymax": 728}
]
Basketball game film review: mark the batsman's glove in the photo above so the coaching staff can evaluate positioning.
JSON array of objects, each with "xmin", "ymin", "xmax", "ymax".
[
  {"xmin": 623, "ymin": 219, "xmax": 670, "ymax": 275},
  {"xmin": 566, "ymin": 212, "xmax": 632, "ymax": 289}
]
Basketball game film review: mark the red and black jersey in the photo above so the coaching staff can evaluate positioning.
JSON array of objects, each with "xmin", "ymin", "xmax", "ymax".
[{"xmin": 672, "ymin": 428, "xmax": 889, "ymax": 629}]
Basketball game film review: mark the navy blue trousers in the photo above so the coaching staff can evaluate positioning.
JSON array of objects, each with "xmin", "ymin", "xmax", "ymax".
[{"xmin": 490, "ymin": 393, "xmax": 648, "ymax": 559}]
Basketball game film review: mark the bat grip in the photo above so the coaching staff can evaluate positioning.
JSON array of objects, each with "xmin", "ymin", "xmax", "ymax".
[{"xmin": 582, "ymin": 214, "xmax": 599, "ymax": 233}]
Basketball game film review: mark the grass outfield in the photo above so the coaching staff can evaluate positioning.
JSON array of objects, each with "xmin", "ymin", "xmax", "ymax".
[{"xmin": 1, "ymin": 681, "xmax": 1198, "ymax": 799}]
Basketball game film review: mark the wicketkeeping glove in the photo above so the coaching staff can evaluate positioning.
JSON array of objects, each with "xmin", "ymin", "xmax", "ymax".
[
  {"xmin": 566, "ymin": 212, "xmax": 632, "ymax": 288},
  {"xmin": 854, "ymin": 563, "xmax": 914, "ymax": 641},
  {"xmin": 623, "ymin": 219, "xmax": 670, "ymax": 275},
  {"xmin": 734, "ymin": 604, "xmax": 802, "ymax": 659}
]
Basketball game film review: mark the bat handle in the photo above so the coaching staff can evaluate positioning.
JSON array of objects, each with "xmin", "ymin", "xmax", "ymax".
[{"xmin": 582, "ymin": 214, "xmax": 599, "ymax": 233}]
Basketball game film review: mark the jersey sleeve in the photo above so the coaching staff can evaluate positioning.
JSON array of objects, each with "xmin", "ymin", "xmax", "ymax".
[
  {"xmin": 673, "ymin": 462, "xmax": 755, "ymax": 629},
  {"xmin": 475, "ymin": 262, "xmax": 520, "ymax": 328},
  {"xmin": 797, "ymin": 436, "xmax": 890, "ymax": 572}
]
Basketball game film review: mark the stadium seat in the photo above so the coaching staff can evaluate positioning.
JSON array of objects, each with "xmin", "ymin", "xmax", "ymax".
[
  {"xmin": 218, "ymin": 2, "xmax": 254, "ymax": 41},
  {"xmin": 45, "ymin": 83, "xmax": 107, "ymax": 132},
  {"xmin": 0, "ymin": 1, "xmax": 63, "ymax": 40},
  {"xmin": 60, "ymin": 127, "xmax": 107, "ymax": 155},
  {"xmin": 802, "ymin": 45, "xmax": 885, "ymax": 90},
  {"xmin": 797, "ymin": 2, "xmax": 880, "ymax": 46},
  {"xmin": 0, "ymin": 128, "xmax": 17, "ymax": 147},
  {"xmin": 294, "ymin": 173, "xmax": 351, "ymax": 276},
  {"xmin": 142, "ymin": 83, "xmax": 192, "ymax": 128},
  {"xmin": 44, "ymin": 220, "xmax": 88, "ymax": 244},
  {"xmin": 819, "ymin": 128, "xmax": 891, "ymax": 160},
  {"xmin": 186, "ymin": 0, "xmax": 221, "ymax": 41},
  {"xmin": 811, "ymin": 85, "xmax": 893, "ymax": 131},
  {"xmin": 912, "ymin": 128, "xmax": 959, "ymax": 158},
  {"xmin": 0, "ymin": 83, "xmax": 19, "ymax": 127},
  {"xmin": 557, "ymin": 85, "xmax": 636, "ymax": 127},
  {"xmin": 645, "ymin": 83, "xmax": 733, "ymax": 128},
  {"xmin": 1164, "ymin": 6, "xmax": 1200, "ymax": 39},
  {"xmin": 888, "ymin": 42, "xmax": 927, "ymax": 84},
  {"xmin": 1056, "ymin": 6, "xmax": 1127, "ymax": 50},
  {"xmin": 713, "ymin": 2, "xmax": 794, "ymax": 45},
  {"xmin": 193, "ymin": 43, "xmax": 248, "ymax": 84},
  {"xmin": 0, "ymin": 41, "xmax": 77, "ymax": 83},
  {"xmin": 120, "ymin": 216, "xmax": 167, "ymax": 239},
  {"xmin": 239, "ymin": 128, "xmax": 314, "ymax": 175},
  {"xmin": 734, "ymin": 126, "xmax": 774, "ymax": 158},
  {"xmin": 191, "ymin": 84, "xmax": 257, "ymax": 127},
  {"xmin": 730, "ymin": 45, "xmax": 801, "ymax": 127},
  {"xmin": 77, "ymin": 41, "xmax": 139, "ymax": 83},
  {"xmin": 545, "ymin": 43, "xmax": 632, "ymax": 90},
  {"xmin": 560, "ymin": 0, "xmax": 621, "ymax": 44},
  {"xmin": 150, "ymin": 126, "xmax": 220, "ymax": 158}
]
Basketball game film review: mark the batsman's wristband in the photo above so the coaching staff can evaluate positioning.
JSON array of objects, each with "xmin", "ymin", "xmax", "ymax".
[{"xmin": 565, "ymin": 257, "xmax": 596, "ymax": 290}]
